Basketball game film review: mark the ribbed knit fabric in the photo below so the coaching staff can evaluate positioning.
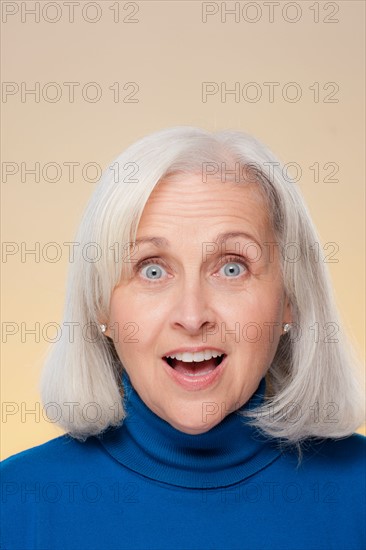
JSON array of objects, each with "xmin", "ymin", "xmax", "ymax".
[
  {"xmin": 1, "ymin": 370, "xmax": 365, "ymax": 550},
  {"xmin": 99, "ymin": 371, "xmax": 282, "ymax": 489}
]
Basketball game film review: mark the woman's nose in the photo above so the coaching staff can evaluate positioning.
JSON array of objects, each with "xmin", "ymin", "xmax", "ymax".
[{"xmin": 169, "ymin": 279, "xmax": 215, "ymax": 335}]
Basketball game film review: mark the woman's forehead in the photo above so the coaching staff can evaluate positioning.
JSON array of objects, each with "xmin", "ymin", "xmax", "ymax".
[
  {"xmin": 143, "ymin": 173, "xmax": 267, "ymax": 209},
  {"xmin": 136, "ymin": 176, "xmax": 272, "ymax": 245}
]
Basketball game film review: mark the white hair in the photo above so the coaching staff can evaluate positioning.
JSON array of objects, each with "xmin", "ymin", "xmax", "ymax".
[{"xmin": 39, "ymin": 126, "xmax": 365, "ymax": 462}]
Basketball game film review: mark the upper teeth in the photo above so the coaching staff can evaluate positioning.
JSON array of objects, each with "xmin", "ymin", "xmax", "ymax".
[{"xmin": 165, "ymin": 350, "xmax": 224, "ymax": 362}]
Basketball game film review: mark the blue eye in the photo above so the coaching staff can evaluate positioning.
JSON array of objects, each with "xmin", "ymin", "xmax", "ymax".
[
  {"xmin": 140, "ymin": 262, "xmax": 166, "ymax": 280},
  {"xmin": 136, "ymin": 256, "xmax": 247, "ymax": 283},
  {"xmin": 219, "ymin": 260, "xmax": 246, "ymax": 278}
]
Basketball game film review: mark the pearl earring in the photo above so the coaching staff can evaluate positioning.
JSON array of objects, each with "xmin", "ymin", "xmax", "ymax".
[
  {"xmin": 100, "ymin": 324, "xmax": 107, "ymax": 333},
  {"xmin": 282, "ymin": 323, "xmax": 291, "ymax": 334}
]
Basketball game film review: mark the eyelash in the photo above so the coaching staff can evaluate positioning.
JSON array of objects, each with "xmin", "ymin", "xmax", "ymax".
[{"xmin": 135, "ymin": 255, "xmax": 249, "ymax": 283}]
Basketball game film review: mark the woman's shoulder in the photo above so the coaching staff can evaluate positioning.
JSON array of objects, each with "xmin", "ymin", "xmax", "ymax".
[
  {"xmin": 310, "ymin": 432, "xmax": 366, "ymax": 463},
  {"xmin": 282, "ymin": 432, "xmax": 366, "ymax": 475},
  {"xmin": 1, "ymin": 434, "xmax": 101, "ymax": 479}
]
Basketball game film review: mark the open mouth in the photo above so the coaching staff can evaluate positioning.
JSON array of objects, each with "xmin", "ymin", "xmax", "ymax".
[{"xmin": 163, "ymin": 354, "xmax": 226, "ymax": 376}]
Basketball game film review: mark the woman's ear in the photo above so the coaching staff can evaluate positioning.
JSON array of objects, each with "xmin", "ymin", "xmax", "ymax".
[{"xmin": 282, "ymin": 295, "xmax": 293, "ymax": 325}]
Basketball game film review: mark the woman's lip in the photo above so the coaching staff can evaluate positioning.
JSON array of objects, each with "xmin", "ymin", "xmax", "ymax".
[{"xmin": 161, "ymin": 355, "xmax": 227, "ymax": 391}]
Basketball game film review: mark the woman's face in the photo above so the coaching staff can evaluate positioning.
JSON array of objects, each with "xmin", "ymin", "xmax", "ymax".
[{"xmin": 105, "ymin": 174, "xmax": 292, "ymax": 434}]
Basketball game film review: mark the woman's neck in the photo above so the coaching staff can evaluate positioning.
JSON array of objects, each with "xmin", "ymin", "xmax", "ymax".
[{"xmin": 98, "ymin": 370, "xmax": 283, "ymax": 488}]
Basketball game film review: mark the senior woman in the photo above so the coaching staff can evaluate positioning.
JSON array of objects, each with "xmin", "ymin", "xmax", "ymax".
[{"xmin": 1, "ymin": 127, "xmax": 365, "ymax": 550}]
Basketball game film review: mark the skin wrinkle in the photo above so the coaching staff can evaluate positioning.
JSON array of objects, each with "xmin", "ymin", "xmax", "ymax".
[{"xmin": 105, "ymin": 175, "xmax": 292, "ymax": 435}]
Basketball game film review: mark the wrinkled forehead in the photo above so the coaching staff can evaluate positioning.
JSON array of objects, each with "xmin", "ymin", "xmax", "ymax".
[{"xmin": 140, "ymin": 171, "xmax": 274, "ymax": 229}]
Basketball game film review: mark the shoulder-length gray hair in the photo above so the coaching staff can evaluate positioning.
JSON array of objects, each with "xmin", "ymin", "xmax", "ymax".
[{"xmin": 39, "ymin": 126, "xmax": 365, "ymax": 459}]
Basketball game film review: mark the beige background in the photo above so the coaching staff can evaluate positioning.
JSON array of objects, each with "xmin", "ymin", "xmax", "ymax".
[{"xmin": 1, "ymin": 0, "xmax": 365, "ymax": 459}]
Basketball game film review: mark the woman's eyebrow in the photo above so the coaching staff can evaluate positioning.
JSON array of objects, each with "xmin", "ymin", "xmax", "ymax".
[
  {"xmin": 134, "ymin": 236, "xmax": 170, "ymax": 248},
  {"xmin": 134, "ymin": 231, "xmax": 261, "ymax": 250},
  {"xmin": 215, "ymin": 231, "xmax": 262, "ymax": 251}
]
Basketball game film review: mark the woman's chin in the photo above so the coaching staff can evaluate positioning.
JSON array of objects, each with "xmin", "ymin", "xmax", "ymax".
[{"xmin": 165, "ymin": 413, "xmax": 222, "ymax": 435}]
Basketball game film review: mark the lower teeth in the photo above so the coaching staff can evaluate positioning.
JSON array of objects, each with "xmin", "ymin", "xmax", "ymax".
[{"xmin": 184, "ymin": 370, "xmax": 213, "ymax": 377}]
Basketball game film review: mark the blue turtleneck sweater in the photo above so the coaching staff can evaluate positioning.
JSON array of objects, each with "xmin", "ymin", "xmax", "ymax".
[{"xmin": 1, "ymin": 370, "xmax": 365, "ymax": 550}]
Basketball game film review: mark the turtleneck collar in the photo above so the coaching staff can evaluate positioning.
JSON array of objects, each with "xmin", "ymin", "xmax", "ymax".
[{"xmin": 98, "ymin": 370, "xmax": 282, "ymax": 488}]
